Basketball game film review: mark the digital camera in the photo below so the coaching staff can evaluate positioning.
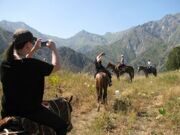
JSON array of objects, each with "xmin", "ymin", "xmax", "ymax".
[{"xmin": 41, "ymin": 41, "xmax": 48, "ymax": 47}]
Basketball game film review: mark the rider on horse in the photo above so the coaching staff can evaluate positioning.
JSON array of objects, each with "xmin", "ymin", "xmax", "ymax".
[
  {"xmin": 117, "ymin": 54, "xmax": 126, "ymax": 70},
  {"xmin": 147, "ymin": 59, "xmax": 152, "ymax": 68},
  {"xmin": 94, "ymin": 52, "xmax": 112, "ymax": 86},
  {"xmin": 147, "ymin": 59, "xmax": 153, "ymax": 72}
]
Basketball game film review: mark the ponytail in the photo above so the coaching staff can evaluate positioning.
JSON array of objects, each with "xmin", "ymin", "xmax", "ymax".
[
  {"xmin": 3, "ymin": 42, "xmax": 15, "ymax": 62},
  {"xmin": 2, "ymin": 29, "xmax": 34, "ymax": 62}
]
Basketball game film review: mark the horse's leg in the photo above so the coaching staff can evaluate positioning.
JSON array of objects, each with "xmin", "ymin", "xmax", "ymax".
[
  {"xmin": 96, "ymin": 78, "xmax": 101, "ymax": 102},
  {"xmin": 132, "ymin": 69, "xmax": 134, "ymax": 79},
  {"xmin": 145, "ymin": 72, "xmax": 148, "ymax": 78},
  {"xmin": 100, "ymin": 88, "xmax": 103, "ymax": 104},
  {"xmin": 96, "ymin": 86, "xmax": 100, "ymax": 103},
  {"xmin": 97, "ymin": 87, "xmax": 103, "ymax": 112},
  {"xmin": 154, "ymin": 70, "xmax": 157, "ymax": 77},
  {"xmin": 128, "ymin": 72, "xmax": 132, "ymax": 82},
  {"xmin": 116, "ymin": 74, "xmax": 119, "ymax": 80},
  {"xmin": 130, "ymin": 70, "xmax": 134, "ymax": 82},
  {"xmin": 96, "ymin": 84, "xmax": 101, "ymax": 111},
  {"xmin": 97, "ymin": 101, "xmax": 100, "ymax": 112},
  {"xmin": 103, "ymin": 87, "xmax": 107, "ymax": 105}
]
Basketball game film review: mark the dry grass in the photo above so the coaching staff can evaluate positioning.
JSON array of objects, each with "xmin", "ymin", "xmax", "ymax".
[{"xmin": 0, "ymin": 70, "xmax": 180, "ymax": 134}]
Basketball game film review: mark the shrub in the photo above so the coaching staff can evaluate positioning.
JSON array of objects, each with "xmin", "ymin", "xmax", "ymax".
[{"xmin": 166, "ymin": 46, "xmax": 180, "ymax": 70}]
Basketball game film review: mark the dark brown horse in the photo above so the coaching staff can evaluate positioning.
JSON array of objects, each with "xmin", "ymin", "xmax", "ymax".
[
  {"xmin": 106, "ymin": 62, "xmax": 134, "ymax": 82},
  {"xmin": 0, "ymin": 96, "xmax": 73, "ymax": 135},
  {"xmin": 95, "ymin": 72, "xmax": 109, "ymax": 111},
  {"xmin": 138, "ymin": 66, "xmax": 157, "ymax": 77}
]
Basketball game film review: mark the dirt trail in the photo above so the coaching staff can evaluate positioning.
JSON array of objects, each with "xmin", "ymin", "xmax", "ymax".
[
  {"xmin": 68, "ymin": 94, "xmax": 178, "ymax": 135},
  {"xmin": 68, "ymin": 107, "xmax": 100, "ymax": 135}
]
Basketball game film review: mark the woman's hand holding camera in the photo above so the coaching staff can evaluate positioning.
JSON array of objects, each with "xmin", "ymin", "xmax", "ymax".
[
  {"xmin": 46, "ymin": 40, "xmax": 57, "ymax": 50},
  {"xmin": 47, "ymin": 40, "xmax": 60, "ymax": 72},
  {"xmin": 33, "ymin": 39, "xmax": 57, "ymax": 51}
]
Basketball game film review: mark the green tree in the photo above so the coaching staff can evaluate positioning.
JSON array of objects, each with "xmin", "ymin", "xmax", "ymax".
[{"xmin": 166, "ymin": 46, "xmax": 180, "ymax": 70}]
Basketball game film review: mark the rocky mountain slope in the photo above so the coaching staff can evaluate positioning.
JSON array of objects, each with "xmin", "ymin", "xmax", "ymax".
[
  {"xmin": 0, "ymin": 12, "xmax": 180, "ymax": 71},
  {"xmin": 87, "ymin": 13, "xmax": 180, "ymax": 71},
  {"xmin": 0, "ymin": 27, "xmax": 94, "ymax": 73}
]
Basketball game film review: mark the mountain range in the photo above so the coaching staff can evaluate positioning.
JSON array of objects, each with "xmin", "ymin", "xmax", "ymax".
[
  {"xmin": 86, "ymin": 13, "xmax": 180, "ymax": 70},
  {"xmin": 0, "ymin": 22, "xmax": 94, "ymax": 73},
  {"xmin": 0, "ymin": 12, "xmax": 180, "ymax": 72}
]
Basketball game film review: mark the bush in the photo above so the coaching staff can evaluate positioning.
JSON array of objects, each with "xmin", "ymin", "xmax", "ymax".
[{"xmin": 166, "ymin": 46, "xmax": 180, "ymax": 70}]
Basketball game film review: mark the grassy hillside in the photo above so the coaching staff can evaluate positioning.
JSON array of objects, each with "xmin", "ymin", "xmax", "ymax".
[{"xmin": 0, "ymin": 70, "xmax": 180, "ymax": 134}]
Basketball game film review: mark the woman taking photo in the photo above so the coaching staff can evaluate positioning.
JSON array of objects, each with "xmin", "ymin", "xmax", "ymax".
[{"xmin": 0, "ymin": 29, "xmax": 68, "ymax": 135}]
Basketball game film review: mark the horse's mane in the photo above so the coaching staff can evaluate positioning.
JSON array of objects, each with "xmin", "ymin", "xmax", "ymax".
[
  {"xmin": 43, "ymin": 97, "xmax": 73, "ymax": 123},
  {"xmin": 108, "ymin": 62, "xmax": 115, "ymax": 66},
  {"xmin": 107, "ymin": 62, "xmax": 116, "ymax": 69}
]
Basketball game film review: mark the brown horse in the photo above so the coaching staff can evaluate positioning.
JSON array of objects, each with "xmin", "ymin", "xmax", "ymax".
[
  {"xmin": 96, "ymin": 72, "xmax": 109, "ymax": 111},
  {"xmin": 138, "ymin": 66, "xmax": 157, "ymax": 77},
  {"xmin": 106, "ymin": 62, "xmax": 134, "ymax": 82},
  {"xmin": 0, "ymin": 96, "xmax": 73, "ymax": 135}
]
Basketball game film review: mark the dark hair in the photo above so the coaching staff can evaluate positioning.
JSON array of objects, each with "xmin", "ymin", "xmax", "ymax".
[
  {"xmin": 3, "ymin": 29, "xmax": 34, "ymax": 62},
  {"xmin": 3, "ymin": 42, "xmax": 14, "ymax": 62}
]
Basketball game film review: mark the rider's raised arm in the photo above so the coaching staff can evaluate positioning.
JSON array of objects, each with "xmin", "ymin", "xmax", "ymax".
[{"xmin": 96, "ymin": 52, "xmax": 105, "ymax": 62}]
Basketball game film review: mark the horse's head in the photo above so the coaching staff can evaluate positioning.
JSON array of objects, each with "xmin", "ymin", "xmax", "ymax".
[
  {"xmin": 106, "ymin": 62, "xmax": 121, "ymax": 79},
  {"xmin": 106, "ymin": 62, "xmax": 112, "ymax": 69},
  {"xmin": 43, "ymin": 96, "xmax": 73, "ymax": 132},
  {"xmin": 106, "ymin": 62, "xmax": 117, "ymax": 71},
  {"xmin": 137, "ymin": 66, "xmax": 144, "ymax": 72}
]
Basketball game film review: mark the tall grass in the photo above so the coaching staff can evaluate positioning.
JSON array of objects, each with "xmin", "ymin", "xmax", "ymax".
[{"xmin": 0, "ymin": 70, "xmax": 179, "ymax": 134}]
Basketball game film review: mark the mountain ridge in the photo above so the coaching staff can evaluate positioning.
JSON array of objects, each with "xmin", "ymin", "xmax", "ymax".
[
  {"xmin": 86, "ymin": 12, "xmax": 180, "ymax": 71},
  {"xmin": 0, "ymin": 12, "xmax": 180, "ymax": 72}
]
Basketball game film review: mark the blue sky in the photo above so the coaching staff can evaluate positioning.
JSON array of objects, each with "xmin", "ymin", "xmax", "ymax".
[{"xmin": 0, "ymin": 0, "xmax": 179, "ymax": 38}]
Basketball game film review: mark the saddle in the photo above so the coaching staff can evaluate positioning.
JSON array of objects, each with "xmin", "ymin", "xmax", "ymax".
[{"xmin": 117, "ymin": 64, "xmax": 126, "ymax": 72}]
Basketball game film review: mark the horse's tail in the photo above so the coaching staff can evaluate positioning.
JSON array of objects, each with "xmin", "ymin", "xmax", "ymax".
[
  {"xmin": 128, "ymin": 66, "xmax": 134, "ymax": 79},
  {"xmin": 96, "ymin": 77, "xmax": 100, "ymax": 90},
  {"xmin": 96, "ymin": 73, "xmax": 108, "ymax": 87},
  {"xmin": 99, "ymin": 75, "xmax": 107, "ymax": 88}
]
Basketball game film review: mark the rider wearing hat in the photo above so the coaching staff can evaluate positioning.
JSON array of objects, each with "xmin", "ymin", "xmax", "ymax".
[
  {"xmin": 94, "ymin": 52, "xmax": 112, "ymax": 86},
  {"xmin": 117, "ymin": 54, "xmax": 126, "ymax": 70},
  {"xmin": 147, "ymin": 59, "xmax": 152, "ymax": 69}
]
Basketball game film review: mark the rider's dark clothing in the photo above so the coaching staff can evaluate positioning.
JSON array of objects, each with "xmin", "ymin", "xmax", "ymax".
[
  {"xmin": 94, "ymin": 59, "xmax": 112, "ymax": 84},
  {"xmin": 0, "ymin": 58, "xmax": 68, "ymax": 135}
]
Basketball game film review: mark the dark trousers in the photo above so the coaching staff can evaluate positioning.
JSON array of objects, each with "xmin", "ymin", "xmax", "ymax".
[{"xmin": 1, "ymin": 105, "xmax": 68, "ymax": 135}]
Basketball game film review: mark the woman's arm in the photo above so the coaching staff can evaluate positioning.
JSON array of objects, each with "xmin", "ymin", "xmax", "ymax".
[
  {"xmin": 26, "ymin": 39, "xmax": 41, "ymax": 58},
  {"xmin": 47, "ymin": 40, "xmax": 60, "ymax": 73},
  {"xmin": 96, "ymin": 52, "xmax": 105, "ymax": 62}
]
